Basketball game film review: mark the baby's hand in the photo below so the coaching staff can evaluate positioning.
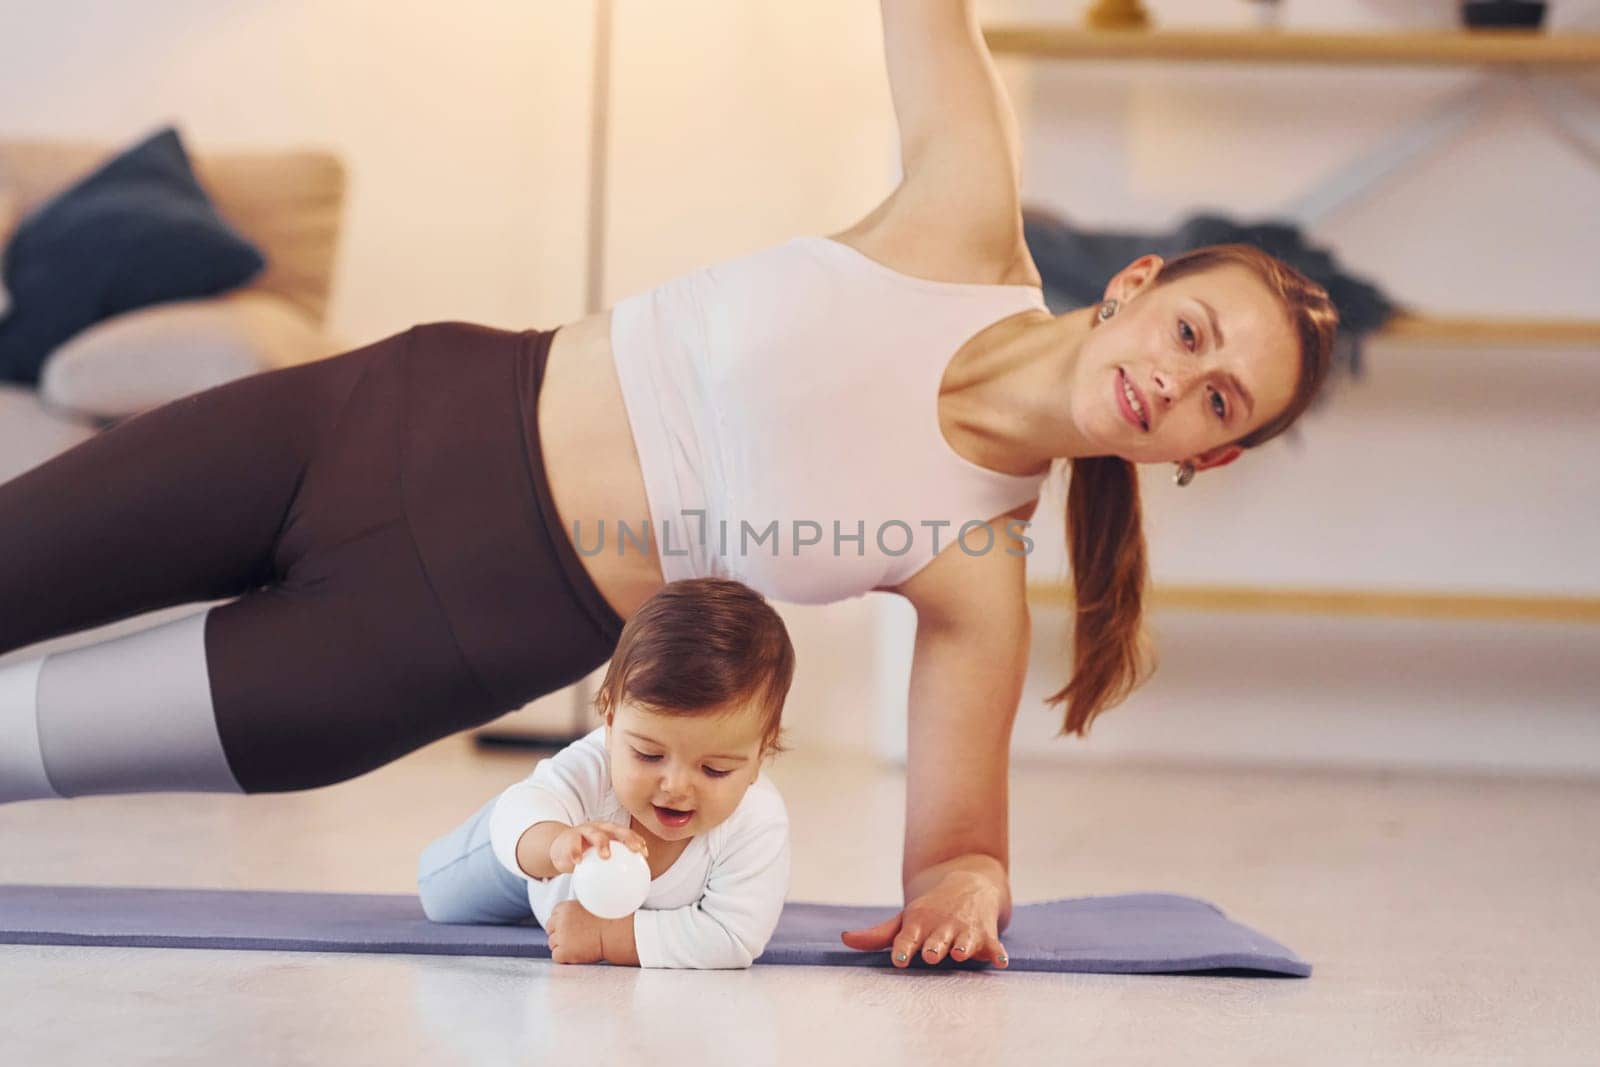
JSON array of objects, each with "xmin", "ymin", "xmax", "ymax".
[
  {"xmin": 549, "ymin": 820, "xmax": 650, "ymax": 875},
  {"xmin": 545, "ymin": 900, "xmax": 606, "ymax": 964}
]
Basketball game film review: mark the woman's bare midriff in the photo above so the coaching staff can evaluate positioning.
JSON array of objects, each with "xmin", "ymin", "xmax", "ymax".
[{"xmin": 538, "ymin": 311, "xmax": 666, "ymax": 622}]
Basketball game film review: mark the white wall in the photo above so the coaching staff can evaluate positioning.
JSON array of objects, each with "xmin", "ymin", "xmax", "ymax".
[
  {"xmin": 4, "ymin": 1, "xmax": 1596, "ymax": 770},
  {"xmin": 0, "ymin": 0, "xmax": 598, "ymax": 337}
]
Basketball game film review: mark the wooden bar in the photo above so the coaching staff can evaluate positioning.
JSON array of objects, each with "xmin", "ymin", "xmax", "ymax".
[
  {"xmin": 983, "ymin": 27, "xmax": 1600, "ymax": 68},
  {"xmin": 1027, "ymin": 582, "xmax": 1600, "ymax": 624},
  {"xmin": 1376, "ymin": 313, "xmax": 1600, "ymax": 348}
]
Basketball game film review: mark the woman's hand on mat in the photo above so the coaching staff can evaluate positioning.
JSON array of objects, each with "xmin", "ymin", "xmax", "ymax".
[
  {"xmin": 545, "ymin": 900, "xmax": 607, "ymax": 964},
  {"xmin": 550, "ymin": 820, "xmax": 650, "ymax": 875},
  {"xmin": 839, "ymin": 869, "xmax": 1009, "ymax": 970}
]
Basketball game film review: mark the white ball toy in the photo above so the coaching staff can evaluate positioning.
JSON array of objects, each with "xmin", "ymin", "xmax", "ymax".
[{"xmin": 571, "ymin": 843, "xmax": 652, "ymax": 919}]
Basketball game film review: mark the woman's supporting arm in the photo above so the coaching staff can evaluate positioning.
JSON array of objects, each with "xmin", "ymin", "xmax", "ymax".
[
  {"xmin": 842, "ymin": 517, "xmax": 1033, "ymax": 967},
  {"xmin": 899, "ymin": 543, "xmax": 1030, "ymax": 924}
]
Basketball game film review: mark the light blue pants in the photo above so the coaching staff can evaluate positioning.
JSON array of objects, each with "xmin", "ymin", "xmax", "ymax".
[{"xmin": 416, "ymin": 796, "xmax": 536, "ymax": 924}]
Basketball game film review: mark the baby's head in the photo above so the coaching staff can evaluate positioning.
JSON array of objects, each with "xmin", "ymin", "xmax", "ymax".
[{"xmin": 592, "ymin": 577, "xmax": 795, "ymax": 843}]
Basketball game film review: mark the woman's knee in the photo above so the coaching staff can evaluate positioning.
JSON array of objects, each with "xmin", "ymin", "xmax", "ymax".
[
  {"xmin": 5, "ymin": 609, "xmax": 243, "ymax": 801},
  {"xmin": 204, "ymin": 574, "xmax": 501, "ymax": 793}
]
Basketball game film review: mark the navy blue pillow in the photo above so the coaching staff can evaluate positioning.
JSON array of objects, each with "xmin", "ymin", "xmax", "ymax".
[{"xmin": 0, "ymin": 126, "xmax": 265, "ymax": 384}]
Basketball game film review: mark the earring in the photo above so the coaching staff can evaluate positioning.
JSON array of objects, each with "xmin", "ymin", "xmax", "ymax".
[
  {"xmin": 1096, "ymin": 299, "xmax": 1118, "ymax": 322},
  {"xmin": 1174, "ymin": 461, "xmax": 1196, "ymax": 487}
]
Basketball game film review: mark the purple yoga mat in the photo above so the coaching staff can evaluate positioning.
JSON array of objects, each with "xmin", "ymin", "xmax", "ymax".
[{"xmin": 0, "ymin": 885, "xmax": 1309, "ymax": 976}]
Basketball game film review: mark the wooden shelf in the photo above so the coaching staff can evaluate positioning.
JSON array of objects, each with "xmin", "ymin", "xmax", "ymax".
[
  {"xmin": 988, "ymin": 28, "xmax": 1600, "ymax": 350},
  {"xmin": 1376, "ymin": 313, "xmax": 1600, "ymax": 348},
  {"xmin": 983, "ymin": 26, "xmax": 1600, "ymax": 68},
  {"xmin": 1027, "ymin": 582, "xmax": 1600, "ymax": 624}
]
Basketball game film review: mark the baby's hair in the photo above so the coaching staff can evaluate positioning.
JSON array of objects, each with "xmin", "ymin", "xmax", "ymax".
[{"xmin": 592, "ymin": 577, "xmax": 796, "ymax": 756}]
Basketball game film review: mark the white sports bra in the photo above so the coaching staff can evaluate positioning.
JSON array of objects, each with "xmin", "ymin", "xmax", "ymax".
[{"xmin": 608, "ymin": 234, "xmax": 1049, "ymax": 605}]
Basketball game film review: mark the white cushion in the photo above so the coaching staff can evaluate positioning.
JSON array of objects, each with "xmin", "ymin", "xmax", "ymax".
[
  {"xmin": 0, "ymin": 383, "xmax": 97, "ymax": 486},
  {"xmin": 37, "ymin": 298, "xmax": 278, "ymax": 422}
]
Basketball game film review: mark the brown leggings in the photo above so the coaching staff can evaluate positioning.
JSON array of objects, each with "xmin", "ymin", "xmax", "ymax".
[{"xmin": 0, "ymin": 322, "xmax": 623, "ymax": 795}]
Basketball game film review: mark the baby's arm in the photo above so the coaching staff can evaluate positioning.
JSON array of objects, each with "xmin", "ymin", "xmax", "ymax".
[
  {"xmin": 489, "ymin": 732, "xmax": 614, "ymax": 882},
  {"xmin": 530, "ymin": 823, "xmax": 789, "ymax": 965},
  {"xmin": 507, "ymin": 820, "xmax": 567, "ymax": 879},
  {"xmin": 544, "ymin": 900, "xmax": 640, "ymax": 966},
  {"xmin": 628, "ymin": 790, "xmax": 792, "ymax": 969}
]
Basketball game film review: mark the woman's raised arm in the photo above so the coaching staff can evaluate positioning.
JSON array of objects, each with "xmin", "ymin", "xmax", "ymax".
[
  {"xmin": 877, "ymin": 0, "xmax": 1026, "ymax": 253},
  {"xmin": 880, "ymin": 0, "xmax": 1022, "ymax": 179}
]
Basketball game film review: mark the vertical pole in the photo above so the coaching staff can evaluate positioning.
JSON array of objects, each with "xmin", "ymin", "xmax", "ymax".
[
  {"xmin": 571, "ymin": 0, "xmax": 615, "ymax": 735},
  {"xmin": 478, "ymin": 0, "xmax": 616, "ymax": 751},
  {"xmin": 585, "ymin": 0, "xmax": 614, "ymax": 318}
]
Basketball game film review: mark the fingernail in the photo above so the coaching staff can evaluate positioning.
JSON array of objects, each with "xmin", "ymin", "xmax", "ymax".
[
  {"xmin": 895, "ymin": 953, "xmax": 907, "ymax": 963},
  {"xmin": 997, "ymin": 954, "xmax": 1008, "ymax": 964}
]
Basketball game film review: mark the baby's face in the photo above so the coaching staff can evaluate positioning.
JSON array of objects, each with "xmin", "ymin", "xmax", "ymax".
[{"xmin": 604, "ymin": 699, "xmax": 769, "ymax": 844}]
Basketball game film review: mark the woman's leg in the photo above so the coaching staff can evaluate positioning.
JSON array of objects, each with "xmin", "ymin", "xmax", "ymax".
[
  {"xmin": 0, "ymin": 340, "xmax": 381, "ymax": 802},
  {"xmin": 0, "ymin": 326, "xmax": 499, "ymax": 800},
  {"xmin": 0, "ymin": 346, "xmax": 368, "ymax": 657},
  {"xmin": 0, "ymin": 520, "xmax": 497, "ymax": 802},
  {"xmin": 417, "ymin": 795, "xmax": 536, "ymax": 924},
  {"xmin": 2, "ymin": 321, "xmax": 623, "ymax": 803}
]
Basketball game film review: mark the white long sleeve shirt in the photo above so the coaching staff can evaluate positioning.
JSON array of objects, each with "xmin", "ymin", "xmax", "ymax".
[{"xmin": 487, "ymin": 727, "xmax": 791, "ymax": 969}]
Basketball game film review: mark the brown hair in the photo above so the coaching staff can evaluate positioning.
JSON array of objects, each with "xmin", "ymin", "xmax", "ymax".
[
  {"xmin": 592, "ymin": 577, "xmax": 796, "ymax": 755},
  {"xmin": 1049, "ymin": 244, "xmax": 1341, "ymax": 736}
]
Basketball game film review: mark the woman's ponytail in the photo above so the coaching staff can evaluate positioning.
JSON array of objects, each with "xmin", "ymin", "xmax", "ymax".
[{"xmin": 1048, "ymin": 455, "xmax": 1155, "ymax": 735}]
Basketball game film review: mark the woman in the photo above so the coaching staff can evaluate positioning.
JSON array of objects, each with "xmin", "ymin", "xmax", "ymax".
[{"xmin": 0, "ymin": 2, "xmax": 1336, "ymax": 969}]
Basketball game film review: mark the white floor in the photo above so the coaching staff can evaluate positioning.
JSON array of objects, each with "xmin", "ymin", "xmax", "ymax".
[{"xmin": 2, "ymin": 734, "xmax": 1597, "ymax": 1066}]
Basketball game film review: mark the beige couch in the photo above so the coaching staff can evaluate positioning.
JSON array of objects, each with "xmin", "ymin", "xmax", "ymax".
[{"xmin": 0, "ymin": 138, "xmax": 346, "ymax": 485}]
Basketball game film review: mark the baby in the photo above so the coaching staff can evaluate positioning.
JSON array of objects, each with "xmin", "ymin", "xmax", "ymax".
[{"xmin": 418, "ymin": 576, "xmax": 796, "ymax": 969}]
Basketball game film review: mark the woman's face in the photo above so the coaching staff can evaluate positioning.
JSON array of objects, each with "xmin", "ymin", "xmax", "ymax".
[
  {"xmin": 604, "ymin": 699, "xmax": 768, "ymax": 844},
  {"xmin": 1068, "ymin": 261, "xmax": 1303, "ymax": 467}
]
